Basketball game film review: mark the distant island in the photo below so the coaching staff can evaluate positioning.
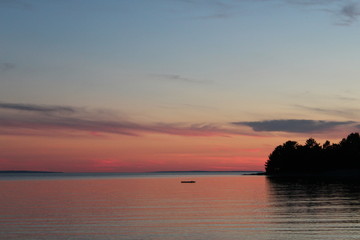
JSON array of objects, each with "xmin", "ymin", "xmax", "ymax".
[
  {"xmin": 0, "ymin": 171, "xmax": 63, "ymax": 174},
  {"xmin": 265, "ymin": 133, "xmax": 360, "ymax": 176}
]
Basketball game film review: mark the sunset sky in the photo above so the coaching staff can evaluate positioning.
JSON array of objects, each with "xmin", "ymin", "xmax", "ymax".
[{"xmin": 2, "ymin": 0, "xmax": 360, "ymax": 172}]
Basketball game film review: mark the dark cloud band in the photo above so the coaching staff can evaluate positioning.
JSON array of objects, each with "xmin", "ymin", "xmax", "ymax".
[
  {"xmin": 0, "ymin": 103, "xmax": 75, "ymax": 113},
  {"xmin": 233, "ymin": 119, "xmax": 355, "ymax": 133},
  {"xmin": 0, "ymin": 62, "xmax": 15, "ymax": 72},
  {"xmin": 0, "ymin": 102, "xmax": 245, "ymax": 137}
]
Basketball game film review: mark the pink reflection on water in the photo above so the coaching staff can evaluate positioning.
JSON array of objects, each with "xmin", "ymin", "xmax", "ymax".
[{"xmin": 0, "ymin": 175, "xmax": 270, "ymax": 239}]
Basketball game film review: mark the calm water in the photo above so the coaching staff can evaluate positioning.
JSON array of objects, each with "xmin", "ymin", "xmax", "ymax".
[{"xmin": 1, "ymin": 173, "xmax": 360, "ymax": 240}]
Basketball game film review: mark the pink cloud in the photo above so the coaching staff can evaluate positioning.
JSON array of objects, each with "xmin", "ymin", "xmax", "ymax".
[{"xmin": 0, "ymin": 102, "xmax": 258, "ymax": 138}]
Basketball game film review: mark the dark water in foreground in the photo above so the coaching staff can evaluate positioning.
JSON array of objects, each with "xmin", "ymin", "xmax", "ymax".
[{"xmin": 1, "ymin": 172, "xmax": 360, "ymax": 239}]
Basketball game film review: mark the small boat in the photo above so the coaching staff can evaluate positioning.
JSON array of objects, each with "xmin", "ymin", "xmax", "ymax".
[{"xmin": 181, "ymin": 180, "xmax": 196, "ymax": 183}]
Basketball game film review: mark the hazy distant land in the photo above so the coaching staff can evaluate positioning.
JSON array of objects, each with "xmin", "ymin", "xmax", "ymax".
[
  {"xmin": 0, "ymin": 171, "xmax": 63, "ymax": 174},
  {"xmin": 0, "ymin": 170, "xmax": 261, "ymax": 175}
]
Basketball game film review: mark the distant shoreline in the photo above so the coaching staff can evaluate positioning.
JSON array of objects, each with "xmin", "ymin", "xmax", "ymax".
[
  {"xmin": 0, "ymin": 171, "xmax": 64, "ymax": 174},
  {"xmin": 0, "ymin": 170, "xmax": 263, "ymax": 174},
  {"xmin": 265, "ymin": 169, "xmax": 360, "ymax": 178},
  {"xmin": 152, "ymin": 170, "xmax": 262, "ymax": 173}
]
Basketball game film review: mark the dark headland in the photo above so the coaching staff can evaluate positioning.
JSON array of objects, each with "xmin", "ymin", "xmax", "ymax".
[{"xmin": 265, "ymin": 132, "xmax": 360, "ymax": 177}]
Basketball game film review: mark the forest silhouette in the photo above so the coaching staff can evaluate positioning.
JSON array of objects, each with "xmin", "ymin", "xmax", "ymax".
[{"xmin": 265, "ymin": 133, "xmax": 360, "ymax": 175}]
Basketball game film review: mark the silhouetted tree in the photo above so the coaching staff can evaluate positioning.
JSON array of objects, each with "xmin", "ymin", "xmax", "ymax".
[
  {"xmin": 265, "ymin": 141, "xmax": 298, "ymax": 174},
  {"xmin": 265, "ymin": 133, "xmax": 360, "ymax": 175},
  {"xmin": 322, "ymin": 140, "xmax": 331, "ymax": 149}
]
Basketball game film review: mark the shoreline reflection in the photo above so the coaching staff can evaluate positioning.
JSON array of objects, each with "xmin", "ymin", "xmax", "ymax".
[{"xmin": 266, "ymin": 176, "xmax": 360, "ymax": 238}]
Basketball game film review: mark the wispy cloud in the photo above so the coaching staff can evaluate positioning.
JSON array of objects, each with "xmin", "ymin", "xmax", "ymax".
[
  {"xmin": 0, "ymin": 102, "xmax": 75, "ymax": 114},
  {"xmin": 294, "ymin": 104, "xmax": 360, "ymax": 119},
  {"xmin": 273, "ymin": 0, "xmax": 360, "ymax": 25},
  {"xmin": 284, "ymin": 0, "xmax": 340, "ymax": 6},
  {"xmin": 232, "ymin": 119, "xmax": 355, "ymax": 133},
  {"xmin": 175, "ymin": 0, "xmax": 360, "ymax": 25},
  {"xmin": 159, "ymin": 103, "xmax": 216, "ymax": 111},
  {"xmin": 152, "ymin": 74, "xmax": 212, "ymax": 84},
  {"xmin": 0, "ymin": 102, "xmax": 249, "ymax": 137},
  {"xmin": 0, "ymin": 62, "xmax": 15, "ymax": 72},
  {"xmin": 338, "ymin": 2, "xmax": 360, "ymax": 25},
  {"xmin": 3, "ymin": 102, "xmax": 354, "ymax": 137},
  {"xmin": 333, "ymin": 94, "xmax": 359, "ymax": 101}
]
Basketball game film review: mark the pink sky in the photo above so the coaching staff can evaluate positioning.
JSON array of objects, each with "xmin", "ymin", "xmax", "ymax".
[{"xmin": 0, "ymin": 103, "xmax": 357, "ymax": 172}]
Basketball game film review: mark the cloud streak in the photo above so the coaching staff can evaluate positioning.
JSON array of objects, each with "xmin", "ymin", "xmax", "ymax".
[
  {"xmin": 153, "ymin": 74, "xmax": 212, "ymax": 84},
  {"xmin": 0, "ymin": 102, "xmax": 248, "ymax": 137},
  {"xmin": 272, "ymin": 0, "xmax": 360, "ymax": 25},
  {"xmin": 338, "ymin": 2, "xmax": 360, "ymax": 24},
  {"xmin": 294, "ymin": 104, "xmax": 360, "ymax": 119},
  {"xmin": 176, "ymin": 0, "xmax": 360, "ymax": 25},
  {"xmin": 0, "ymin": 102, "xmax": 75, "ymax": 114},
  {"xmin": 0, "ymin": 62, "xmax": 15, "ymax": 72},
  {"xmin": 233, "ymin": 119, "xmax": 355, "ymax": 133},
  {"xmin": 3, "ymin": 103, "xmax": 355, "ymax": 137}
]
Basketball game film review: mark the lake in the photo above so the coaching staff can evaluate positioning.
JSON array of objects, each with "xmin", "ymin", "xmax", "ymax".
[{"xmin": 1, "ymin": 172, "xmax": 360, "ymax": 240}]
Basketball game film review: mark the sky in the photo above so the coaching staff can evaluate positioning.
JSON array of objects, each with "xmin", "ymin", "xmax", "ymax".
[{"xmin": 1, "ymin": 0, "xmax": 360, "ymax": 172}]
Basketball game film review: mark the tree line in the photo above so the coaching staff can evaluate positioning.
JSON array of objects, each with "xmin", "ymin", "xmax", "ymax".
[{"xmin": 265, "ymin": 133, "xmax": 360, "ymax": 174}]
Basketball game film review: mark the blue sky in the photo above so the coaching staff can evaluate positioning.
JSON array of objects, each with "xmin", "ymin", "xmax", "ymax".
[
  {"xmin": 2, "ymin": 0, "xmax": 360, "ymax": 123},
  {"xmin": 1, "ymin": 0, "xmax": 360, "ymax": 171}
]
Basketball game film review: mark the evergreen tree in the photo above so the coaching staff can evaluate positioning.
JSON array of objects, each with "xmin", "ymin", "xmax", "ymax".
[{"xmin": 265, "ymin": 133, "xmax": 360, "ymax": 175}]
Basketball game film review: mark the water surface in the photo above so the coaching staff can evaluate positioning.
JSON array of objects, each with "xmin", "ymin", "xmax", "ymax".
[{"xmin": 0, "ymin": 173, "xmax": 360, "ymax": 239}]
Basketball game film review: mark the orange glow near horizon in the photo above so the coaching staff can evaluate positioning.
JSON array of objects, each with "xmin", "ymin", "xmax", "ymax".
[{"xmin": 0, "ymin": 132, "xmax": 274, "ymax": 172}]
